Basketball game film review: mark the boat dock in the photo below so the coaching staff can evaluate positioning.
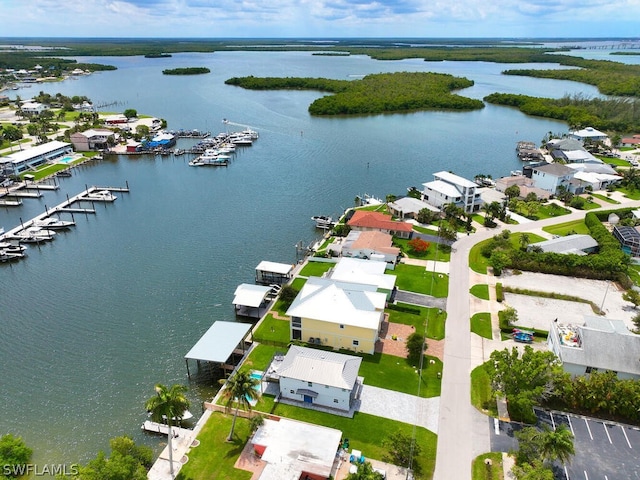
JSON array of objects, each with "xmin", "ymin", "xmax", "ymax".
[
  {"xmin": 141, "ymin": 421, "xmax": 193, "ymax": 437},
  {"xmin": 0, "ymin": 185, "xmax": 129, "ymax": 250}
]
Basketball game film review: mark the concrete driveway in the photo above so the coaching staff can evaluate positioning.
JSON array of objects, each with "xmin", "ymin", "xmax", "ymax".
[{"xmin": 357, "ymin": 384, "xmax": 440, "ymax": 434}]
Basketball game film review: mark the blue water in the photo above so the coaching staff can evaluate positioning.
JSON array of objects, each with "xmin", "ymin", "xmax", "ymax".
[
  {"xmin": 60, "ymin": 155, "xmax": 74, "ymax": 163},
  {"xmin": 0, "ymin": 45, "xmax": 631, "ymax": 471}
]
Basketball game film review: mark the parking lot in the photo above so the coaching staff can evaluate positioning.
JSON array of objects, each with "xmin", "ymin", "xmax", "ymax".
[{"xmin": 489, "ymin": 407, "xmax": 640, "ymax": 479}]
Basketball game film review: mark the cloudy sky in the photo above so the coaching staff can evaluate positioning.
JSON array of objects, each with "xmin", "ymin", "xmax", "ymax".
[{"xmin": 2, "ymin": 0, "xmax": 639, "ymax": 38}]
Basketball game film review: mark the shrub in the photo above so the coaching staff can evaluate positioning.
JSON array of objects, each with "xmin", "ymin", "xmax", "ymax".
[{"xmin": 496, "ymin": 282, "xmax": 504, "ymax": 302}]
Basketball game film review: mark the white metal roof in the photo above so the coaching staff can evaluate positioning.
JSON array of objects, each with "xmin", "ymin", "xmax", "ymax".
[
  {"xmin": 278, "ymin": 345, "xmax": 362, "ymax": 389},
  {"xmin": 433, "ymin": 170, "xmax": 477, "ymax": 188},
  {"xmin": 184, "ymin": 321, "xmax": 251, "ymax": 363},
  {"xmin": 422, "ymin": 179, "xmax": 463, "ymax": 198},
  {"xmin": 255, "ymin": 260, "xmax": 294, "ymax": 275},
  {"xmin": 329, "ymin": 257, "xmax": 396, "ymax": 290},
  {"xmin": 4, "ymin": 140, "xmax": 71, "ymax": 163},
  {"xmin": 232, "ymin": 283, "xmax": 272, "ymax": 307}
]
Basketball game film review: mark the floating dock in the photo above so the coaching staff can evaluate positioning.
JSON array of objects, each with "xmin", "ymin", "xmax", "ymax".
[{"xmin": 141, "ymin": 421, "xmax": 193, "ymax": 437}]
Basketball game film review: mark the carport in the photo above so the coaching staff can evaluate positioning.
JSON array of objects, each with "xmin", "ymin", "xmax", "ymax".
[{"xmin": 232, "ymin": 283, "xmax": 273, "ymax": 318}]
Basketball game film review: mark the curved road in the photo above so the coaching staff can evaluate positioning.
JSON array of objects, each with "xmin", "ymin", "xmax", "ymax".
[{"xmin": 433, "ymin": 197, "xmax": 640, "ymax": 480}]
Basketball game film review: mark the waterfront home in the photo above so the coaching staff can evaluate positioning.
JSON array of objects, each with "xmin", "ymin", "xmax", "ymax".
[
  {"xmin": 0, "ymin": 140, "xmax": 72, "ymax": 175},
  {"xmin": 104, "ymin": 114, "xmax": 128, "ymax": 125},
  {"xmin": 347, "ymin": 210, "xmax": 413, "ymax": 239},
  {"xmin": 339, "ymin": 230, "xmax": 401, "ymax": 266},
  {"xmin": 70, "ymin": 128, "xmax": 114, "ymax": 151},
  {"xmin": 20, "ymin": 101, "xmax": 48, "ymax": 116},
  {"xmin": 387, "ymin": 196, "xmax": 438, "ymax": 220},
  {"xmin": 548, "ymin": 317, "xmax": 640, "ymax": 380},
  {"xmin": 286, "ymin": 277, "xmax": 386, "ymax": 354},
  {"xmin": 252, "ymin": 417, "xmax": 342, "ymax": 480},
  {"xmin": 421, "ymin": 170, "xmax": 483, "ymax": 213},
  {"xmin": 530, "ymin": 163, "xmax": 575, "ymax": 194},
  {"xmin": 569, "ymin": 126, "xmax": 609, "ymax": 143},
  {"xmin": 277, "ymin": 345, "xmax": 362, "ymax": 411},
  {"xmin": 327, "ymin": 257, "xmax": 396, "ymax": 296}
]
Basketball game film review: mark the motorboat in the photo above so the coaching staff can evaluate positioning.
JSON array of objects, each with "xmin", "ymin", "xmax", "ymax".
[
  {"xmin": 84, "ymin": 190, "xmax": 117, "ymax": 202},
  {"xmin": 33, "ymin": 216, "xmax": 75, "ymax": 229},
  {"xmin": 11, "ymin": 226, "xmax": 55, "ymax": 243},
  {"xmin": 312, "ymin": 215, "xmax": 337, "ymax": 229},
  {"xmin": 56, "ymin": 170, "xmax": 72, "ymax": 177},
  {"xmin": 0, "ymin": 249, "xmax": 25, "ymax": 262},
  {"xmin": 0, "ymin": 241, "xmax": 27, "ymax": 253}
]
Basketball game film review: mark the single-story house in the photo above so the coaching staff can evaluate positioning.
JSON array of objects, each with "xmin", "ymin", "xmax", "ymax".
[
  {"xmin": 421, "ymin": 170, "xmax": 483, "ymax": 213},
  {"xmin": 387, "ymin": 196, "xmax": 438, "ymax": 219},
  {"xmin": 546, "ymin": 137, "xmax": 585, "ymax": 152},
  {"xmin": 277, "ymin": 345, "xmax": 362, "ymax": 411},
  {"xmin": 327, "ymin": 257, "xmax": 396, "ymax": 294},
  {"xmin": 286, "ymin": 276, "xmax": 386, "ymax": 354},
  {"xmin": 20, "ymin": 101, "xmax": 48, "ymax": 116},
  {"xmin": 347, "ymin": 210, "xmax": 413, "ymax": 239},
  {"xmin": 252, "ymin": 417, "xmax": 342, "ymax": 480},
  {"xmin": 528, "ymin": 234, "xmax": 598, "ymax": 255},
  {"xmin": 104, "ymin": 114, "xmax": 128, "ymax": 125},
  {"xmin": 548, "ymin": 317, "xmax": 640, "ymax": 380},
  {"xmin": 569, "ymin": 127, "xmax": 609, "ymax": 143},
  {"xmin": 339, "ymin": 230, "xmax": 401, "ymax": 266},
  {"xmin": 620, "ymin": 134, "xmax": 640, "ymax": 147}
]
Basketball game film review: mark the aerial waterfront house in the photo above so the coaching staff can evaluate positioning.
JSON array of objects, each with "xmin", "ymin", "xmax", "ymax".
[
  {"xmin": 569, "ymin": 126, "xmax": 609, "ymax": 143},
  {"xmin": 421, "ymin": 170, "xmax": 483, "ymax": 213},
  {"xmin": 0, "ymin": 140, "xmax": 72, "ymax": 174},
  {"xmin": 530, "ymin": 163, "xmax": 575, "ymax": 194},
  {"xmin": 276, "ymin": 345, "xmax": 362, "ymax": 411},
  {"xmin": 548, "ymin": 317, "xmax": 640, "ymax": 380},
  {"xmin": 387, "ymin": 196, "xmax": 438, "ymax": 220},
  {"xmin": 286, "ymin": 276, "xmax": 386, "ymax": 354},
  {"xmin": 347, "ymin": 209, "xmax": 413, "ymax": 239},
  {"xmin": 70, "ymin": 128, "xmax": 114, "ymax": 151},
  {"xmin": 327, "ymin": 257, "xmax": 396, "ymax": 296},
  {"xmin": 338, "ymin": 230, "xmax": 401, "ymax": 266},
  {"xmin": 19, "ymin": 101, "xmax": 48, "ymax": 116},
  {"xmin": 252, "ymin": 417, "xmax": 342, "ymax": 479}
]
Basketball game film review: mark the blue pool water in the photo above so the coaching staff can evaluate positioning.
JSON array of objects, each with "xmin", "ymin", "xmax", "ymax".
[{"xmin": 59, "ymin": 156, "xmax": 74, "ymax": 163}]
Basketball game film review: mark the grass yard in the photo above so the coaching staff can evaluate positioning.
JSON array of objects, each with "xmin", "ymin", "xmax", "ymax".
[
  {"xmin": 386, "ymin": 304, "xmax": 447, "ymax": 340},
  {"xmin": 617, "ymin": 186, "xmax": 640, "ymax": 200},
  {"xmin": 298, "ymin": 260, "xmax": 334, "ymax": 277},
  {"xmin": 469, "ymin": 239, "xmax": 491, "ymax": 274},
  {"xmin": 472, "ymin": 452, "xmax": 504, "ymax": 480},
  {"xmin": 413, "ymin": 224, "xmax": 440, "ymax": 236},
  {"xmin": 393, "ymin": 263, "xmax": 449, "ymax": 297},
  {"xmin": 394, "ymin": 237, "xmax": 451, "ymax": 262},
  {"xmin": 176, "ymin": 412, "xmax": 253, "ymax": 480},
  {"xmin": 252, "ymin": 314, "xmax": 290, "ymax": 346},
  {"xmin": 535, "ymin": 202, "xmax": 571, "ymax": 220},
  {"xmin": 470, "ymin": 284, "xmax": 490, "ymax": 300},
  {"xmin": 243, "ymin": 344, "xmax": 282, "ymax": 371},
  {"xmin": 542, "ymin": 219, "xmax": 589, "ymax": 236},
  {"xmin": 254, "ymin": 399, "xmax": 437, "ymax": 479},
  {"xmin": 470, "ymin": 312, "xmax": 493, "ymax": 340},
  {"xmin": 470, "ymin": 363, "xmax": 498, "ymax": 417},
  {"xmin": 591, "ymin": 192, "xmax": 620, "ymax": 204}
]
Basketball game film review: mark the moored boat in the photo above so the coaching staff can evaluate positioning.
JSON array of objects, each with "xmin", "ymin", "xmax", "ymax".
[
  {"xmin": 312, "ymin": 215, "xmax": 336, "ymax": 229},
  {"xmin": 33, "ymin": 216, "xmax": 75, "ymax": 229},
  {"xmin": 84, "ymin": 190, "xmax": 117, "ymax": 202}
]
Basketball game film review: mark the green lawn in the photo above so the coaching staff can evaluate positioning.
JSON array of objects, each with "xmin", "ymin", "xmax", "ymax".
[
  {"xmin": 413, "ymin": 224, "xmax": 440, "ymax": 236},
  {"xmin": 255, "ymin": 399, "xmax": 437, "ymax": 479},
  {"xmin": 298, "ymin": 261, "xmax": 334, "ymax": 277},
  {"xmin": 628, "ymin": 264, "xmax": 640, "ymax": 287},
  {"xmin": 357, "ymin": 352, "xmax": 442, "ymax": 398},
  {"xmin": 470, "ymin": 312, "xmax": 493, "ymax": 340},
  {"xmin": 592, "ymin": 192, "xmax": 620, "ymax": 204},
  {"xmin": 252, "ymin": 314, "xmax": 290, "ymax": 346},
  {"xmin": 469, "ymin": 239, "xmax": 490, "ymax": 274},
  {"xmin": 617, "ymin": 186, "xmax": 640, "ymax": 200},
  {"xmin": 394, "ymin": 237, "xmax": 451, "ymax": 261},
  {"xmin": 598, "ymin": 155, "xmax": 631, "ymax": 167},
  {"xmin": 542, "ymin": 219, "xmax": 589, "ymax": 236},
  {"xmin": 386, "ymin": 304, "xmax": 447, "ymax": 340},
  {"xmin": 581, "ymin": 199, "xmax": 601, "ymax": 210},
  {"xmin": 243, "ymin": 344, "xmax": 282, "ymax": 371},
  {"xmin": 535, "ymin": 203, "xmax": 571, "ymax": 220},
  {"xmin": 176, "ymin": 412, "xmax": 253, "ymax": 480},
  {"xmin": 393, "ymin": 264, "xmax": 449, "ymax": 297},
  {"xmin": 470, "ymin": 363, "xmax": 497, "ymax": 417},
  {"xmin": 472, "ymin": 453, "xmax": 504, "ymax": 480},
  {"xmin": 470, "ymin": 284, "xmax": 490, "ymax": 300}
]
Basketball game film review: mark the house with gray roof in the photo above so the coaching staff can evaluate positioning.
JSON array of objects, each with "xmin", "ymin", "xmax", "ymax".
[
  {"xmin": 548, "ymin": 317, "xmax": 640, "ymax": 380},
  {"xmin": 531, "ymin": 163, "xmax": 575, "ymax": 194},
  {"xmin": 277, "ymin": 345, "xmax": 363, "ymax": 411},
  {"xmin": 421, "ymin": 170, "xmax": 483, "ymax": 213},
  {"xmin": 528, "ymin": 234, "xmax": 598, "ymax": 255}
]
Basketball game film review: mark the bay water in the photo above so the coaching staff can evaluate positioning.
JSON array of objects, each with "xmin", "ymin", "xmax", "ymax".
[{"xmin": 0, "ymin": 48, "xmax": 613, "ymax": 468}]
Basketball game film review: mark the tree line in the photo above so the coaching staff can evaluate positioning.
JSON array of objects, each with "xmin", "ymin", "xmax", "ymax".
[
  {"xmin": 226, "ymin": 72, "xmax": 483, "ymax": 116},
  {"xmin": 162, "ymin": 67, "xmax": 210, "ymax": 75}
]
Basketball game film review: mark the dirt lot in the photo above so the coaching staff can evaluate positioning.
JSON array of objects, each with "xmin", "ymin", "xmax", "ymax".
[{"xmin": 498, "ymin": 270, "xmax": 636, "ymax": 331}]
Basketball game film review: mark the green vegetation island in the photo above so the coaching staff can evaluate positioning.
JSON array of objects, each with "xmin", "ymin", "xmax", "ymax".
[
  {"xmin": 144, "ymin": 53, "xmax": 172, "ymax": 58},
  {"xmin": 225, "ymin": 72, "xmax": 483, "ymax": 115},
  {"xmin": 162, "ymin": 67, "xmax": 210, "ymax": 75}
]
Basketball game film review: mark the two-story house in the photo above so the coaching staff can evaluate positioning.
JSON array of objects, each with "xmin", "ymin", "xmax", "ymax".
[{"xmin": 421, "ymin": 170, "xmax": 482, "ymax": 213}]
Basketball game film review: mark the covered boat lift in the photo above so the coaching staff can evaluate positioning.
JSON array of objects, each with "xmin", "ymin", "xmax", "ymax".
[
  {"xmin": 233, "ymin": 283, "xmax": 273, "ymax": 318},
  {"xmin": 184, "ymin": 321, "xmax": 252, "ymax": 378},
  {"xmin": 255, "ymin": 260, "xmax": 294, "ymax": 286}
]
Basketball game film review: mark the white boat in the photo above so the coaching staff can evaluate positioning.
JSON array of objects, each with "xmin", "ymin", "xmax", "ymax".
[
  {"xmin": 312, "ymin": 215, "xmax": 336, "ymax": 229},
  {"xmin": 33, "ymin": 216, "xmax": 75, "ymax": 229},
  {"xmin": 11, "ymin": 226, "xmax": 55, "ymax": 243},
  {"xmin": 0, "ymin": 249, "xmax": 25, "ymax": 261},
  {"xmin": 0, "ymin": 242, "xmax": 27, "ymax": 253},
  {"xmin": 85, "ymin": 190, "xmax": 117, "ymax": 202}
]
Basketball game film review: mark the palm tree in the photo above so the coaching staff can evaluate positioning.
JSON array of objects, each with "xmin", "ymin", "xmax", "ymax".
[
  {"xmin": 145, "ymin": 383, "xmax": 190, "ymax": 479},
  {"xmin": 538, "ymin": 424, "xmax": 575, "ymax": 466},
  {"xmin": 218, "ymin": 369, "xmax": 260, "ymax": 441}
]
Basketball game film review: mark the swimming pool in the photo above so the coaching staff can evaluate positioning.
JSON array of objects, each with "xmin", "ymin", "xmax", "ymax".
[{"xmin": 59, "ymin": 155, "xmax": 74, "ymax": 164}]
